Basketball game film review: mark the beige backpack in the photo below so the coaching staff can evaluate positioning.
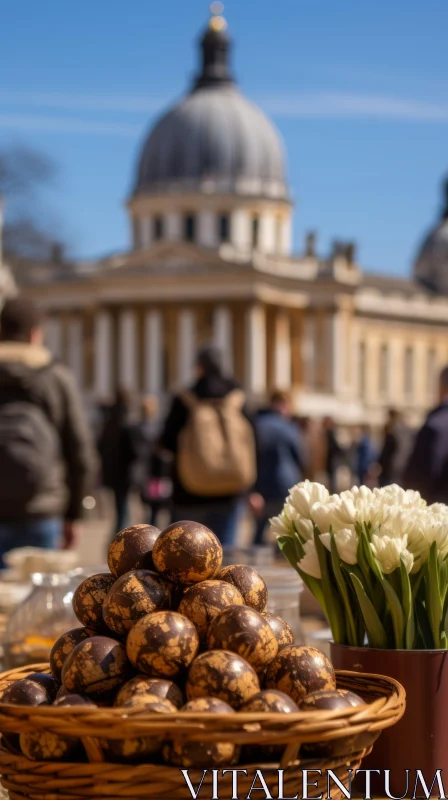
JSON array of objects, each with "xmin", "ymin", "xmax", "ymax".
[{"xmin": 177, "ymin": 389, "xmax": 256, "ymax": 496}]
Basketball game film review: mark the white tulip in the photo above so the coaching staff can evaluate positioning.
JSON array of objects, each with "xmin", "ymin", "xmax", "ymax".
[
  {"xmin": 311, "ymin": 496, "xmax": 356, "ymax": 533},
  {"xmin": 296, "ymin": 518, "xmax": 315, "ymax": 541},
  {"xmin": 370, "ymin": 534, "xmax": 414, "ymax": 574},
  {"xmin": 424, "ymin": 516, "xmax": 448, "ymax": 560},
  {"xmin": 288, "ymin": 481, "xmax": 330, "ymax": 520},
  {"xmin": 298, "ymin": 539, "xmax": 321, "ymax": 580},
  {"xmin": 270, "ymin": 511, "xmax": 292, "ymax": 538},
  {"xmin": 374, "ymin": 485, "xmax": 426, "ymax": 509},
  {"xmin": 320, "ymin": 527, "xmax": 358, "ymax": 565}
]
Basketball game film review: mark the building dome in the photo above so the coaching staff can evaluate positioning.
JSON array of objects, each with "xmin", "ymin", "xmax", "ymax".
[
  {"xmin": 134, "ymin": 14, "xmax": 289, "ymax": 201},
  {"xmin": 414, "ymin": 179, "xmax": 448, "ymax": 294}
]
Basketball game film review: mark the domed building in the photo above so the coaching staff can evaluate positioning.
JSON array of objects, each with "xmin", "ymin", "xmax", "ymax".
[{"xmin": 18, "ymin": 10, "xmax": 448, "ymax": 426}]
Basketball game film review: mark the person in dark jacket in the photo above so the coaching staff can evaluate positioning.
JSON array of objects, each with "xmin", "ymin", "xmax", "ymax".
[
  {"xmin": 0, "ymin": 296, "xmax": 97, "ymax": 564},
  {"xmin": 133, "ymin": 396, "xmax": 172, "ymax": 528},
  {"xmin": 250, "ymin": 390, "xmax": 306, "ymax": 545},
  {"xmin": 159, "ymin": 345, "xmax": 249, "ymax": 546},
  {"xmin": 403, "ymin": 367, "xmax": 448, "ymax": 503},
  {"xmin": 98, "ymin": 388, "xmax": 138, "ymax": 537},
  {"xmin": 323, "ymin": 416, "xmax": 343, "ymax": 494},
  {"xmin": 378, "ymin": 408, "xmax": 413, "ymax": 487}
]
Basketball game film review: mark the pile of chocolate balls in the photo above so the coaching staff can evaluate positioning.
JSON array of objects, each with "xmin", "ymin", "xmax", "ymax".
[{"xmin": 0, "ymin": 521, "xmax": 364, "ymax": 767}]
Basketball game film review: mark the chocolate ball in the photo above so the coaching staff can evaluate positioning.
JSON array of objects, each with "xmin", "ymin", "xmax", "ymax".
[
  {"xmin": 73, "ymin": 574, "xmax": 115, "ymax": 633},
  {"xmin": 108, "ymin": 524, "xmax": 161, "ymax": 577},
  {"xmin": 178, "ymin": 580, "xmax": 244, "ymax": 641},
  {"xmin": 152, "ymin": 521, "xmax": 222, "ymax": 585},
  {"xmin": 50, "ymin": 627, "xmax": 94, "ymax": 682},
  {"xmin": 1, "ymin": 679, "xmax": 48, "ymax": 707},
  {"xmin": 218, "ymin": 565, "xmax": 267, "ymax": 612},
  {"xmin": 299, "ymin": 689, "xmax": 365, "ymax": 758},
  {"xmin": 21, "ymin": 694, "xmax": 96, "ymax": 762},
  {"xmin": 62, "ymin": 636, "xmax": 128, "ymax": 698},
  {"xmin": 54, "ymin": 694, "xmax": 96, "ymax": 707},
  {"xmin": 103, "ymin": 570, "xmax": 171, "ymax": 636},
  {"xmin": 207, "ymin": 605, "xmax": 278, "ymax": 674},
  {"xmin": 127, "ymin": 611, "xmax": 199, "ymax": 678},
  {"xmin": 26, "ymin": 673, "xmax": 60, "ymax": 703},
  {"xmin": 101, "ymin": 694, "xmax": 176, "ymax": 762},
  {"xmin": 115, "ymin": 676, "xmax": 184, "ymax": 709},
  {"xmin": 186, "ymin": 650, "xmax": 259, "ymax": 709},
  {"xmin": 300, "ymin": 689, "xmax": 364, "ymax": 712},
  {"xmin": 266, "ymin": 645, "xmax": 336, "ymax": 704},
  {"xmin": 262, "ymin": 612, "xmax": 294, "ymax": 650},
  {"xmin": 241, "ymin": 689, "xmax": 299, "ymax": 762},
  {"xmin": 164, "ymin": 697, "xmax": 235, "ymax": 768}
]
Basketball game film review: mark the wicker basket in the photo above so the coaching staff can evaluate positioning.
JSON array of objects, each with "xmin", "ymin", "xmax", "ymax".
[{"xmin": 0, "ymin": 664, "xmax": 405, "ymax": 800}]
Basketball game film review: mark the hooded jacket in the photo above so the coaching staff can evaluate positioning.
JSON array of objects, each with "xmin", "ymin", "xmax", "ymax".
[{"xmin": 0, "ymin": 341, "xmax": 97, "ymax": 521}]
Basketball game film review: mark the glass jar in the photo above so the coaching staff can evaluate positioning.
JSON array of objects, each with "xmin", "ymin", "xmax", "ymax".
[{"xmin": 2, "ymin": 571, "xmax": 82, "ymax": 670}]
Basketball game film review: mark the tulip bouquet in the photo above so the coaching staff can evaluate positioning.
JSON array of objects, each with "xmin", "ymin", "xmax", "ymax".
[{"xmin": 272, "ymin": 482, "xmax": 448, "ymax": 650}]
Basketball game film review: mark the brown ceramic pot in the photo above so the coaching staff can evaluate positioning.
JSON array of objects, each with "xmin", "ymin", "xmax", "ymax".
[{"xmin": 331, "ymin": 643, "xmax": 448, "ymax": 797}]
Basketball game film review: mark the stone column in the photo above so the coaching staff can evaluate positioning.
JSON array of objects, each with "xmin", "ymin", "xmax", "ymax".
[
  {"xmin": 45, "ymin": 317, "xmax": 62, "ymax": 360},
  {"xmin": 213, "ymin": 306, "xmax": 233, "ymax": 374},
  {"xmin": 118, "ymin": 309, "xmax": 138, "ymax": 391},
  {"xmin": 177, "ymin": 309, "xmax": 196, "ymax": 387},
  {"xmin": 245, "ymin": 305, "xmax": 267, "ymax": 396},
  {"xmin": 144, "ymin": 310, "xmax": 163, "ymax": 395},
  {"xmin": 274, "ymin": 311, "xmax": 292, "ymax": 390},
  {"xmin": 303, "ymin": 313, "xmax": 316, "ymax": 389},
  {"xmin": 94, "ymin": 311, "xmax": 113, "ymax": 398},
  {"xmin": 67, "ymin": 316, "xmax": 84, "ymax": 389},
  {"xmin": 198, "ymin": 211, "xmax": 217, "ymax": 248}
]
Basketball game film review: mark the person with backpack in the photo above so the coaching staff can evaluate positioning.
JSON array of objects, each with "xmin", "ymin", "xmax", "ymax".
[
  {"xmin": 0, "ymin": 296, "xmax": 97, "ymax": 565},
  {"xmin": 159, "ymin": 345, "xmax": 256, "ymax": 546}
]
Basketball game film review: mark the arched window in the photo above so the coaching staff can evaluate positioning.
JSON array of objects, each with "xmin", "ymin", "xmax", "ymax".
[
  {"xmin": 154, "ymin": 215, "xmax": 163, "ymax": 241},
  {"xmin": 184, "ymin": 214, "xmax": 196, "ymax": 242},
  {"xmin": 219, "ymin": 214, "xmax": 230, "ymax": 243},
  {"xmin": 404, "ymin": 347, "xmax": 414, "ymax": 400},
  {"xmin": 359, "ymin": 342, "xmax": 366, "ymax": 399},
  {"xmin": 379, "ymin": 344, "xmax": 389, "ymax": 397}
]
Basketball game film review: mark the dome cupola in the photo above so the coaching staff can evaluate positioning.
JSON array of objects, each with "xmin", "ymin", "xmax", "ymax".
[{"xmin": 414, "ymin": 178, "xmax": 448, "ymax": 294}]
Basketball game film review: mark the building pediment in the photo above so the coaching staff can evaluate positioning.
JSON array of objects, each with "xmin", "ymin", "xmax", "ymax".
[{"xmin": 106, "ymin": 240, "xmax": 251, "ymax": 275}]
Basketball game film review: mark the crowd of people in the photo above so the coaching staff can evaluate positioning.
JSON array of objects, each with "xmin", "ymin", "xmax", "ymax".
[{"xmin": 1, "ymin": 294, "xmax": 448, "ymax": 564}]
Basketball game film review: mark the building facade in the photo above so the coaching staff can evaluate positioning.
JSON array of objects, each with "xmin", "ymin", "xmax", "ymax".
[{"xmin": 18, "ymin": 10, "xmax": 448, "ymax": 427}]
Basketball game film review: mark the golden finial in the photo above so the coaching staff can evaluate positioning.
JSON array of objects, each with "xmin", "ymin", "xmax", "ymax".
[{"xmin": 209, "ymin": 1, "xmax": 227, "ymax": 31}]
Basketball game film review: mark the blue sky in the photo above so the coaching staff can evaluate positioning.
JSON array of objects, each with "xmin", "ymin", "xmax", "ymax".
[{"xmin": 1, "ymin": 0, "xmax": 448, "ymax": 275}]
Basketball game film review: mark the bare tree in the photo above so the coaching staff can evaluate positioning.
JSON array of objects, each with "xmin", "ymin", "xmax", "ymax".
[{"xmin": 0, "ymin": 145, "xmax": 64, "ymax": 264}]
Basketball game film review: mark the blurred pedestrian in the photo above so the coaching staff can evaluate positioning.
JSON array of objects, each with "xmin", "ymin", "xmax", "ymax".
[
  {"xmin": 159, "ymin": 345, "xmax": 256, "ymax": 546},
  {"xmin": 134, "ymin": 396, "xmax": 172, "ymax": 528},
  {"xmin": 97, "ymin": 388, "xmax": 138, "ymax": 537},
  {"xmin": 250, "ymin": 390, "xmax": 306, "ymax": 545},
  {"xmin": 323, "ymin": 416, "xmax": 343, "ymax": 493},
  {"xmin": 403, "ymin": 367, "xmax": 448, "ymax": 503},
  {"xmin": 378, "ymin": 408, "xmax": 413, "ymax": 487},
  {"xmin": 355, "ymin": 424, "xmax": 376, "ymax": 485},
  {"xmin": 0, "ymin": 296, "xmax": 96, "ymax": 565}
]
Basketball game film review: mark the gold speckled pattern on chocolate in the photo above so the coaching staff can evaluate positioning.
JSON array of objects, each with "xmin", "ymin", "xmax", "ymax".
[
  {"xmin": 207, "ymin": 605, "xmax": 278, "ymax": 674},
  {"xmin": 186, "ymin": 650, "xmax": 260, "ymax": 709},
  {"xmin": 266, "ymin": 645, "xmax": 336, "ymax": 704},
  {"xmin": 262, "ymin": 612, "xmax": 295, "ymax": 649},
  {"xmin": 178, "ymin": 580, "xmax": 244, "ymax": 640},
  {"xmin": 241, "ymin": 689, "xmax": 299, "ymax": 713},
  {"xmin": 61, "ymin": 637, "xmax": 128, "ymax": 697},
  {"xmin": 217, "ymin": 565, "xmax": 267, "ymax": 611},
  {"xmin": 163, "ymin": 696, "xmax": 235, "ymax": 768},
  {"xmin": 50, "ymin": 627, "xmax": 93, "ymax": 681},
  {"xmin": 126, "ymin": 611, "xmax": 199, "ymax": 677},
  {"xmin": 115, "ymin": 676, "xmax": 183, "ymax": 708},
  {"xmin": 72, "ymin": 574, "xmax": 115, "ymax": 632},
  {"xmin": 152, "ymin": 521, "xmax": 222, "ymax": 584},
  {"xmin": 108, "ymin": 525, "xmax": 161, "ymax": 578},
  {"xmin": 101, "ymin": 695, "xmax": 176, "ymax": 762},
  {"xmin": 102, "ymin": 570, "xmax": 171, "ymax": 636},
  {"xmin": 20, "ymin": 730, "xmax": 80, "ymax": 762}
]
